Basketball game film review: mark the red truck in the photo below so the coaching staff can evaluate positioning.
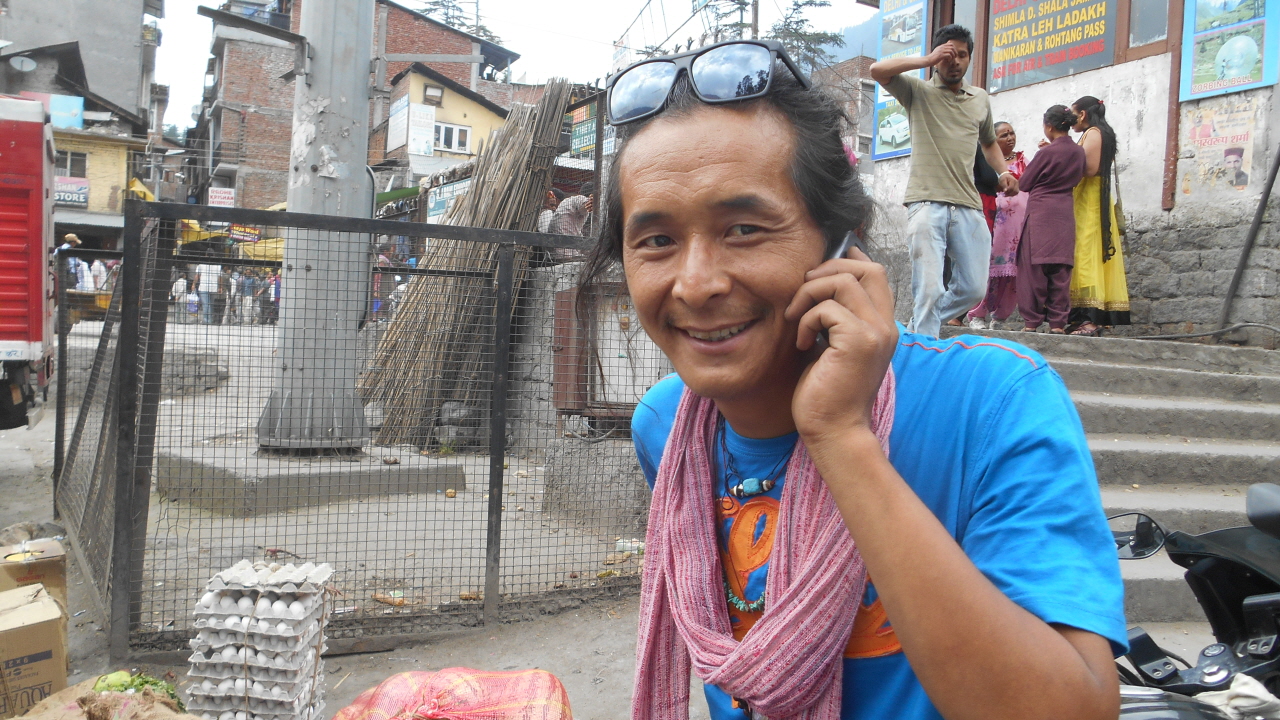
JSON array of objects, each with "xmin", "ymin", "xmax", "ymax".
[{"xmin": 0, "ymin": 95, "xmax": 55, "ymax": 428}]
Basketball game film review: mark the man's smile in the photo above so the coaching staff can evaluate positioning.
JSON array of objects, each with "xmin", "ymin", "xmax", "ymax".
[{"xmin": 677, "ymin": 320, "xmax": 755, "ymax": 342}]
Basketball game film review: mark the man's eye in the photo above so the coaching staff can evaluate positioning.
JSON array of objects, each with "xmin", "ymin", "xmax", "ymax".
[
  {"xmin": 642, "ymin": 235, "xmax": 674, "ymax": 248},
  {"xmin": 728, "ymin": 224, "xmax": 761, "ymax": 237}
]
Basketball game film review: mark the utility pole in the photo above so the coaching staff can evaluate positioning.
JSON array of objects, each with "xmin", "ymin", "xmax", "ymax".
[
  {"xmin": 257, "ymin": 0, "xmax": 376, "ymax": 450},
  {"xmin": 751, "ymin": 0, "xmax": 759, "ymax": 39}
]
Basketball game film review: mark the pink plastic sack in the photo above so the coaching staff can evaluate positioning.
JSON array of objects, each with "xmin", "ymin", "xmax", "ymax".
[{"xmin": 332, "ymin": 669, "xmax": 573, "ymax": 720}]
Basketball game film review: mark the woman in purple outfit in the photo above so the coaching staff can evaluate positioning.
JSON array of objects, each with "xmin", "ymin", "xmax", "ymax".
[{"xmin": 1017, "ymin": 105, "xmax": 1086, "ymax": 333}]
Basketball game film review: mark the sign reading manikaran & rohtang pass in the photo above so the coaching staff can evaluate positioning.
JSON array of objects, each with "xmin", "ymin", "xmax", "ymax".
[{"xmin": 987, "ymin": 0, "xmax": 1116, "ymax": 92}]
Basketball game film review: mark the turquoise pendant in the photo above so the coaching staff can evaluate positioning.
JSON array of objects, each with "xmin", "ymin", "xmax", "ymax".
[{"xmin": 729, "ymin": 476, "xmax": 775, "ymax": 498}]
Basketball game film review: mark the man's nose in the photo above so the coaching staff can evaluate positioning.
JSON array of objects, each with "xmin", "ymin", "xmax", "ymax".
[{"xmin": 672, "ymin": 238, "xmax": 731, "ymax": 307}]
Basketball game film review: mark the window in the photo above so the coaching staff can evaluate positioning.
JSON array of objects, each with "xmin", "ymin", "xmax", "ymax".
[
  {"xmin": 433, "ymin": 122, "xmax": 472, "ymax": 154},
  {"xmin": 423, "ymin": 85, "xmax": 444, "ymax": 106},
  {"xmin": 55, "ymin": 151, "xmax": 87, "ymax": 178},
  {"xmin": 1129, "ymin": 0, "xmax": 1170, "ymax": 48}
]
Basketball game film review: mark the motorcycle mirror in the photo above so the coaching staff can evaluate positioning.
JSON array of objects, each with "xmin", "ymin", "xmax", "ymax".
[
  {"xmin": 1108, "ymin": 512, "xmax": 1166, "ymax": 560},
  {"xmin": 1247, "ymin": 484, "xmax": 1280, "ymax": 541}
]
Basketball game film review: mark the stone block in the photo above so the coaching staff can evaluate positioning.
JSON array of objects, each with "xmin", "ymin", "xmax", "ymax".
[
  {"xmin": 1149, "ymin": 298, "xmax": 1217, "ymax": 325},
  {"xmin": 1138, "ymin": 274, "xmax": 1180, "ymax": 299},
  {"xmin": 1241, "ymin": 269, "xmax": 1280, "ymax": 298},
  {"xmin": 1165, "ymin": 251, "xmax": 1202, "ymax": 273},
  {"xmin": 1228, "ymin": 297, "xmax": 1280, "ymax": 324},
  {"xmin": 1178, "ymin": 271, "xmax": 1219, "ymax": 298}
]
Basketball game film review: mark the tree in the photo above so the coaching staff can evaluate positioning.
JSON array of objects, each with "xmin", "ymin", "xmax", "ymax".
[
  {"xmin": 710, "ymin": 0, "xmax": 751, "ymax": 42},
  {"xmin": 421, "ymin": 0, "xmax": 468, "ymax": 26},
  {"xmin": 470, "ymin": 23, "xmax": 502, "ymax": 45},
  {"xmin": 766, "ymin": 0, "xmax": 845, "ymax": 74},
  {"xmin": 163, "ymin": 124, "xmax": 187, "ymax": 144}
]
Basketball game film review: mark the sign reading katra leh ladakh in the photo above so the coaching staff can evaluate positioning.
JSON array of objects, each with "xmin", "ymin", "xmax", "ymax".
[{"xmin": 987, "ymin": 0, "xmax": 1116, "ymax": 92}]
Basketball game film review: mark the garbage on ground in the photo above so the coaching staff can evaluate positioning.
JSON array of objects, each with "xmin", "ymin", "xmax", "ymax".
[
  {"xmin": 1, "ymin": 538, "xmax": 69, "ymax": 613},
  {"xmin": 185, "ymin": 561, "xmax": 333, "ymax": 720},
  {"xmin": 331, "ymin": 669, "xmax": 571, "ymax": 720},
  {"xmin": 0, "ymin": 584, "xmax": 66, "ymax": 718},
  {"xmin": 0, "ymin": 522, "xmax": 65, "ymax": 546},
  {"xmin": 22, "ymin": 677, "xmax": 201, "ymax": 720},
  {"xmin": 93, "ymin": 672, "xmax": 184, "ymax": 709},
  {"xmin": 615, "ymin": 539, "xmax": 644, "ymax": 555}
]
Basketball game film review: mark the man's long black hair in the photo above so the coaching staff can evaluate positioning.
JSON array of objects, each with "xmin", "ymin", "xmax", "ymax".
[
  {"xmin": 575, "ymin": 64, "xmax": 875, "ymax": 351},
  {"xmin": 1073, "ymin": 95, "xmax": 1119, "ymax": 262}
]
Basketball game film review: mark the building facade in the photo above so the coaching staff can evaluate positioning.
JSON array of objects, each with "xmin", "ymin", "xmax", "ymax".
[
  {"xmin": 187, "ymin": 0, "xmax": 519, "ymax": 210},
  {"xmin": 870, "ymin": 0, "xmax": 1280, "ymax": 343}
]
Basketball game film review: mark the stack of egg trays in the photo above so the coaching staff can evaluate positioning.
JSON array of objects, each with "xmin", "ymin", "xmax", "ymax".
[{"xmin": 186, "ymin": 562, "xmax": 333, "ymax": 720}]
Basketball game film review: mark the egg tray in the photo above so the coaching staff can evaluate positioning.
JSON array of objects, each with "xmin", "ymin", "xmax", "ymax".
[
  {"xmin": 185, "ymin": 689, "xmax": 325, "ymax": 715},
  {"xmin": 194, "ymin": 605, "xmax": 327, "ymax": 638},
  {"xmin": 186, "ymin": 673, "xmax": 322, "ymax": 703},
  {"xmin": 192, "ymin": 701, "xmax": 325, "ymax": 720},
  {"xmin": 188, "ymin": 644, "xmax": 326, "ymax": 673},
  {"xmin": 188, "ymin": 661, "xmax": 314, "ymax": 685},
  {"xmin": 194, "ymin": 592, "xmax": 325, "ymax": 623},
  {"xmin": 204, "ymin": 561, "xmax": 333, "ymax": 595},
  {"xmin": 191, "ymin": 623, "xmax": 323, "ymax": 654}
]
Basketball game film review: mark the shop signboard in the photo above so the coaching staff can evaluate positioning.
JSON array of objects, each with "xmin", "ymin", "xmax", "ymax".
[
  {"xmin": 208, "ymin": 187, "xmax": 235, "ymax": 207},
  {"xmin": 871, "ymin": 0, "xmax": 928, "ymax": 160},
  {"xmin": 407, "ymin": 103, "xmax": 435, "ymax": 156},
  {"xmin": 53, "ymin": 177, "xmax": 88, "ymax": 207},
  {"xmin": 386, "ymin": 95, "xmax": 409, "ymax": 152},
  {"xmin": 229, "ymin": 224, "xmax": 263, "ymax": 243},
  {"xmin": 1179, "ymin": 0, "xmax": 1279, "ymax": 100},
  {"xmin": 987, "ymin": 0, "xmax": 1116, "ymax": 93},
  {"xmin": 426, "ymin": 178, "xmax": 472, "ymax": 222},
  {"xmin": 571, "ymin": 119, "xmax": 596, "ymax": 155}
]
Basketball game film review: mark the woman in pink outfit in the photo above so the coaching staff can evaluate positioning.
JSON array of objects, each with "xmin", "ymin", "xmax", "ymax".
[{"xmin": 967, "ymin": 122, "xmax": 1027, "ymax": 329}]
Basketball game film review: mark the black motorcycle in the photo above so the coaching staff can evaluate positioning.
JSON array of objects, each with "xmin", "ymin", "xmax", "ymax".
[{"xmin": 1111, "ymin": 483, "xmax": 1280, "ymax": 718}]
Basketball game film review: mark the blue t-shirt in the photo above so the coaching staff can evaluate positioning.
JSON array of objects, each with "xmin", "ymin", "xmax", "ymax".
[{"xmin": 631, "ymin": 327, "xmax": 1126, "ymax": 720}]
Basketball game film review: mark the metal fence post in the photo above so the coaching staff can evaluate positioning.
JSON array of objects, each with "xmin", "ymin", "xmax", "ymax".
[
  {"xmin": 53, "ymin": 256, "xmax": 69, "ymax": 516},
  {"xmin": 483, "ymin": 244, "xmax": 515, "ymax": 624},
  {"xmin": 109, "ymin": 201, "xmax": 145, "ymax": 661}
]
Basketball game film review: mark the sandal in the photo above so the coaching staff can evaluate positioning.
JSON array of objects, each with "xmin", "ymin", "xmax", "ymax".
[{"xmin": 1069, "ymin": 322, "xmax": 1100, "ymax": 337}]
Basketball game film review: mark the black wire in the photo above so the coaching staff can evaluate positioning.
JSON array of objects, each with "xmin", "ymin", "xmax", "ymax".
[
  {"xmin": 1159, "ymin": 646, "xmax": 1193, "ymax": 669},
  {"xmin": 1116, "ymin": 662, "xmax": 1146, "ymax": 687},
  {"xmin": 1132, "ymin": 322, "xmax": 1280, "ymax": 341}
]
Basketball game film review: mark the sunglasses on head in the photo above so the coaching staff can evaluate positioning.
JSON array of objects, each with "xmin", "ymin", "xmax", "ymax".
[{"xmin": 606, "ymin": 39, "xmax": 811, "ymax": 126}]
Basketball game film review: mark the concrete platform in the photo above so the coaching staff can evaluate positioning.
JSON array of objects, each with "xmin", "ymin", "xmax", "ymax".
[
  {"xmin": 1090, "ymin": 434, "xmax": 1280, "ymax": 487},
  {"xmin": 154, "ymin": 444, "xmax": 468, "ymax": 516},
  {"xmin": 1103, "ymin": 487, "xmax": 1247, "ymax": 535},
  {"xmin": 1075, "ymin": 392, "xmax": 1280, "ymax": 441},
  {"xmin": 1053, "ymin": 359, "xmax": 1280, "ymax": 403},
  {"xmin": 1122, "ymin": 552, "xmax": 1204, "ymax": 623}
]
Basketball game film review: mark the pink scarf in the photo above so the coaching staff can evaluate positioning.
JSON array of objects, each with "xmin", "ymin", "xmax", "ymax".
[{"xmin": 633, "ymin": 369, "xmax": 895, "ymax": 720}]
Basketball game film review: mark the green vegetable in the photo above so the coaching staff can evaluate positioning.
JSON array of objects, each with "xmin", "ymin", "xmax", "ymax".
[{"xmin": 93, "ymin": 671, "xmax": 185, "ymax": 711}]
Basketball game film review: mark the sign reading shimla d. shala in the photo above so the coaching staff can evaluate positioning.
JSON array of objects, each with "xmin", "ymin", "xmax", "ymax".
[{"xmin": 987, "ymin": 0, "xmax": 1115, "ymax": 92}]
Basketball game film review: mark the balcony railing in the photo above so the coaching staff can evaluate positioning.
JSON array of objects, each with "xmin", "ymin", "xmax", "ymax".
[{"xmin": 220, "ymin": 0, "xmax": 291, "ymax": 30}]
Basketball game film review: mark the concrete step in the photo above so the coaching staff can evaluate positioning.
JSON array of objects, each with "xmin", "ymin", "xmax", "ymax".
[
  {"xmin": 1090, "ymin": 434, "xmax": 1280, "ymax": 487},
  {"xmin": 1122, "ymin": 552, "xmax": 1204, "ymax": 623},
  {"xmin": 940, "ymin": 327, "xmax": 1280, "ymax": 376},
  {"xmin": 1075, "ymin": 392, "xmax": 1280, "ymax": 441},
  {"xmin": 1053, "ymin": 359, "xmax": 1280, "ymax": 404},
  {"xmin": 1102, "ymin": 487, "xmax": 1247, "ymax": 535}
]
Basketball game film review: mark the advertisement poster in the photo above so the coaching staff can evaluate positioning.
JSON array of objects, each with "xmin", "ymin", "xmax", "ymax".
[
  {"xmin": 426, "ymin": 178, "xmax": 472, "ymax": 222},
  {"xmin": 1179, "ymin": 0, "xmax": 1279, "ymax": 100},
  {"xmin": 872, "ymin": 0, "xmax": 927, "ymax": 160},
  {"xmin": 53, "ymin": 177, "xmax": 89, "ymax": 207},
  {"xmin": 228, "ymin": 224, "xmax": 263, "ymax": 243},
  {"xmin": 986, "ymin": 0, "xmax": 1116, "ymax": 93},
  {"xmin": 386, "ymin": 95, "xmax": 409, "ymax": 152},
  {"xmin": 407, "ymin": 103, "xmax": 435, "ymax": 156},
  {"xmin": 1180, "ymin": 96, "xmax": 1258, "ymax": 192}
]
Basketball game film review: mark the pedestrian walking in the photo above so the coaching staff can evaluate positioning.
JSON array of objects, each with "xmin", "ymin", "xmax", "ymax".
[
  {"xmin": 1068, "ymin": 96, "xmax": 1131, "ymax": 335},
  {"xmin": 1016, "ymin": 106, "xmax": 1086, "ymax": 333},
  {"xmin": 90, "ymin": 259, "xmax": 107, "ymax": 290},
  {"xmin": 537, "ymin": 189, "xmax": 567, "ymax": 233},
  {"xmin": 223, "ymin": 269, "xmax": 242, "ymax": 325},
  {"xmin": 170, "ymin": 273, "xmax": 189, "ymax": 324},
  {"xmin": 968, "ymin": 122, "xmax": 1029, "ymax": 329},
  {"xmin": 594, "ymin": 39, "xmax": 1122, "ymax": 720},
  {"xmin": 241, "ymin": 271, "xmax": 259, "ymax": 324},
  {"xmin": 193, "ymin": 262, "xmax": 221, "ymax": 324},
  {"xmin": 870, "ymin": 24, "xmax": 1019, "ymax": 338}
]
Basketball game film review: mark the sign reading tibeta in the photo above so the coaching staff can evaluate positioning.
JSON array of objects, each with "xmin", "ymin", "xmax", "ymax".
[{"xmin": 987, "ymin": 0, "xmax": 1116, "ymax": 92}]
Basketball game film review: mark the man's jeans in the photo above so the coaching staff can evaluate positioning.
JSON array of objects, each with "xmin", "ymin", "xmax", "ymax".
[
  {"xmin": 199, "ymin": 291, "xmax": 214, "ymax": 324},
  {"xmin": 906, "ymin": 201, "xmax": 992, "ymax": 338}
]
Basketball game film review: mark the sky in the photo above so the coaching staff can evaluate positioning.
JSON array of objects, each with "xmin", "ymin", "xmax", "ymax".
[{"xmin": 155, "ymin": 0, "xmax": 878, "ymax": 129}]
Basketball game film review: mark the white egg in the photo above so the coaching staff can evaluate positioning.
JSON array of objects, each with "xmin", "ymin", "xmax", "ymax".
[
  {"xmin": 237, "ymin": 647, "xmax": 247, "ymax": 661},
  {"xmin": 221, "ymin": 646, "xmax": 237, "ymax": 661},
  {"xmin": 218, "ymin": 630, "xmax": 230, "ymax": 643},
  {"xmin": 200, "ymin": 592, "xmax": 217, "ymax": 608},
  {"xmin": 287, "ymin": 601, "xmax": 304, "ymax": 618},
  {"xmin": 224, "ymin": 614, "xmax": 240, "ymax": 629},
  {"xmin": 236, "ymin": 596, "xmax": 254, "ymax": 613},
  {"xmin": 236, "ymin": 712, "xmax": 248, "ymax": 720},
  {"xmin": 255, "ymin": 596, "xmax": 272, "ymax": 614},
  {"xmin": 270, "ymin": 600, "xmax": 287, "ymax": 616},
  {"xmin": 275, "ymin": 621, "xmax": 290, "ymax": 634},
  {"xmin": 218, "ymin": 595, "xmax": 236, "ymax": 611},
  {"xmin": 270, "ymin": 686, "xmax": 283, "ymax": 699},
  {"xmin": 233, "ymin": 678, "xmax": 246, "ymax": 693},
  {"xmin": 201, "ymin": 679, "xmax": 214, "ymax": 692},
  {"xmin": 218, "ymin": 679, "xmax": 234, "ymax": 692},
  {"xmin": 252, "ymin": 681, "xmax": 265, "ymax": 693},
  {"xmin": 219, "ymin": 712, "xmax": 234, "ymax": 720},
  {"xmin": 274, "ymin": 655, "xmax": 287, "ymax": 669}
]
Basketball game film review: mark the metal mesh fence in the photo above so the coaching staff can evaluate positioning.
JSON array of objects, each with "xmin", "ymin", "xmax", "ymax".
[{"xmin": 57, "ymin": 199, "xmax": 670, "ymax": 655}]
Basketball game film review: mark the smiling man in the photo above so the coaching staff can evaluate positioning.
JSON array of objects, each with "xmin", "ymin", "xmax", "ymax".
[
  {"xmin": 871, "ymin": 25, "xmax": 1018, "ymax": 338},
  {"xmin": 584, "ymin": 40, "xmax": 1125, "ymax": 720}
]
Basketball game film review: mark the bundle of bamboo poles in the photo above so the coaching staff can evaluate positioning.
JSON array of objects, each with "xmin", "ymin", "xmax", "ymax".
[{"xmin": 359, "ymin": 79, "xmax": 573, "ymax": 447}]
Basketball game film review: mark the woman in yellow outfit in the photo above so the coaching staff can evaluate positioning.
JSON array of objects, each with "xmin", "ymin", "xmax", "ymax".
[{"xmin": 1068, "ymin": 95, "xmax": 1130, "ymax": 336}]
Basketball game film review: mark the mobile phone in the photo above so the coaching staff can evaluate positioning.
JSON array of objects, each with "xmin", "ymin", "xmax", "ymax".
[{"xmin": 815, "ymin": 231, "xmax": 870, "ymax": 348}]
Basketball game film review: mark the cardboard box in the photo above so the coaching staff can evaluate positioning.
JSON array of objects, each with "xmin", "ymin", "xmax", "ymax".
[
  {"xmin": 0, "ymin": 585, "xmax": 67, "ymax": 718},
  {"xmin": 0, "ymin": 541, "xmax": 66, "ymax": 614}
]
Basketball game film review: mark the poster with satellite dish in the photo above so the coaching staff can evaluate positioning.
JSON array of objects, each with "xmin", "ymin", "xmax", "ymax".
[{"xmin": 1180, "ymin": 0, "xmax": 1279, "ymax": 100}]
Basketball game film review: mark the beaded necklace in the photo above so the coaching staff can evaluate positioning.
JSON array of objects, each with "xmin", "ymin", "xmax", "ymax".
[{"xmin": 715, "ymin": 415, "xmax": 794, "ymax": 614}]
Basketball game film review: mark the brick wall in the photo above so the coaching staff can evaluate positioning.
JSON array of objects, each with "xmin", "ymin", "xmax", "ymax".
[
  {"xmin": 380, "ymin": 3, "xmax": 474, "ymax": 89},
  {"xmin": 218, "ymin": 40, "xmax": 296, "ymax": 208},
  {"xmin": 475, "ymin": 79, "xmax": 512, "ymax": 109}
]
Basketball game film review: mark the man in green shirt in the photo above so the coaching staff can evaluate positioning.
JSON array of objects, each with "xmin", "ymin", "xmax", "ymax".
[{"xmin": 871, "ymin": 25, "xmax": 1019, "ymax": 337}]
